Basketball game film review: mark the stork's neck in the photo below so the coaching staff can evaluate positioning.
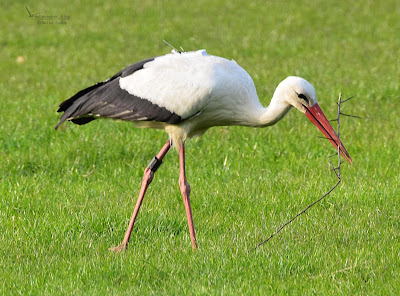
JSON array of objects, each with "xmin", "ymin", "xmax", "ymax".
[{"xmin": 252, "ymin": 95, "xmax": 292, "ymax": 127}]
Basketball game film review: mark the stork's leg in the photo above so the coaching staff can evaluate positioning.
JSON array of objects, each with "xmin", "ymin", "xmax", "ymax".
[
  {"xmin": 178, "ymin": 143, "xmax": 198, "ymax": 250},
  {"xmin": 110, "ymin": 140, "xmax": 171, "ymax": 252}
]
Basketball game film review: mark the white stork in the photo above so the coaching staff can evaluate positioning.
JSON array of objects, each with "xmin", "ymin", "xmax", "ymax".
[{"xmin": 56, "ymin": 49, "xmax": 352, "ymax": 251}]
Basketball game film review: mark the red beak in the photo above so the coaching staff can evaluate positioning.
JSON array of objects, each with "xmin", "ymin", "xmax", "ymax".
[{"xmin": 305, "ymin": 103, "xmax": 352, "ymax": 164}]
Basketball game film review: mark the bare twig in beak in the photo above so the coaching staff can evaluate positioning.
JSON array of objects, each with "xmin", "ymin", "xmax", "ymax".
[{"xmin": 249, "ymin": 92, "xmax": 351, "ymax": 252}]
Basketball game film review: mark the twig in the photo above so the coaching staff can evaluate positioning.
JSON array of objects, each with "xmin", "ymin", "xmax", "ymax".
[
  {"xmin": 330, "ymin": 96, "xmax": 361, "ymax": 121},
  {"xmin": 339, "ymin": 112, "xmax": 361, "ymax": 119},
  {"xmin": 340, "ymin": 95, "xmax": 355, "ymax": 103},
  {"xmin": 163, "ymin": 40, "xmax": 184, "ymax": 53},
  {"xmin": 249, "ymin": 93, "xmax": 345, "ymax": 252}
]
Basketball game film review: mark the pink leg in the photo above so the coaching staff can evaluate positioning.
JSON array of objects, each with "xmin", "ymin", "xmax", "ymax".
[
  {"xmin": 178, "ymin": 143, "xmax": 198, "ymax": 250},
  {"xmin": 110, "ymin": 140, "xmax": 171, "ymax": 252}
]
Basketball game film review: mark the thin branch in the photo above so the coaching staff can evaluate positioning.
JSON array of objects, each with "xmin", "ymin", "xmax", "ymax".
[
  {"xmin": 163, "ymin": 40, "xmax": 182, "ymax": 53},
  {"xmin": 329, "ymin": 159, "xmax": 339, "ymax": 178},
  {"xmin": 249, "ymin": 179, "xmax": 341, "ymax": 251},
  {"xmin": 331, "ymin": 115, "xmax": 361, "ymax": 122},
  {"xmin": 249, "ymin": 92, "xmax": 345, "ymax": 252},
  {"xmin": 341, "ymin": 95, "xmax": 356, "ymax": 103},
  {"xmin": 339, "ymin": 112, "xmax": 362, "ymax": 119}
]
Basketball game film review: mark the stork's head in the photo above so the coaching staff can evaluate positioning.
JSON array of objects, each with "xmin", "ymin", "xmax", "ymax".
[{"xmin": 276, "ymin": 76, "xmax": 352, "ymax": 164}]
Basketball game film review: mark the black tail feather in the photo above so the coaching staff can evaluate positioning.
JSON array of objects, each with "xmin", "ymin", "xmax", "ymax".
[
  {"xmin": 71, "ymin": 117, "xmax": 97, "ymax": 125},
  {"xmin": 57, "ymin": 82, "xmax": 107, "ymax": 113}
]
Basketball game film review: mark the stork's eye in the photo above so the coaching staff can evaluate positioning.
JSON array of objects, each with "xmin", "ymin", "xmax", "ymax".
[{"xmin": 297, "ymin": 93, "xmax": 309, "ymax": 105}]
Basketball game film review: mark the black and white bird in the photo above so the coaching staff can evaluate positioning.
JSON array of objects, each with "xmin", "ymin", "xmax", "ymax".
[{"xmin": 56, "ymin": 49, "xmax": 352, "ymax": 251}]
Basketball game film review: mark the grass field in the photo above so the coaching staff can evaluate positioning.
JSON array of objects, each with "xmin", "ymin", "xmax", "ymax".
[{"xmin": 1, "ymin": 0, "xmax": 399, "ymax": 294}]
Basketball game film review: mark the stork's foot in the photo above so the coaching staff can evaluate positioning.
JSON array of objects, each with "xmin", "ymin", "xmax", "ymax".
[{"xmin": 109, "ymin": 243, "xmax": 127, "ymax": 253}]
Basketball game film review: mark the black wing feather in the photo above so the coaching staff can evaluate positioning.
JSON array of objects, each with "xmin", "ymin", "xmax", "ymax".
[
  {"xmin": 57, "ymin": 58, "xmax": 153, "ymax": 113},
  {"xmin": 55, "ymin": 57, "xmax": 182, "ymax": 130}
]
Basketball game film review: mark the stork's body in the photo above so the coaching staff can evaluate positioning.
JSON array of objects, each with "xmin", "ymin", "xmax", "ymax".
[{"xmin": 56, "ymin": 49, "xmax": 351, "ymax": 251}]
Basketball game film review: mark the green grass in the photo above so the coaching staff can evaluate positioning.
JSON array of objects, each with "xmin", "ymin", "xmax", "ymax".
[{"xmin": 1, "ymin": 0, "xmax": 399, "ymax": 294}]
